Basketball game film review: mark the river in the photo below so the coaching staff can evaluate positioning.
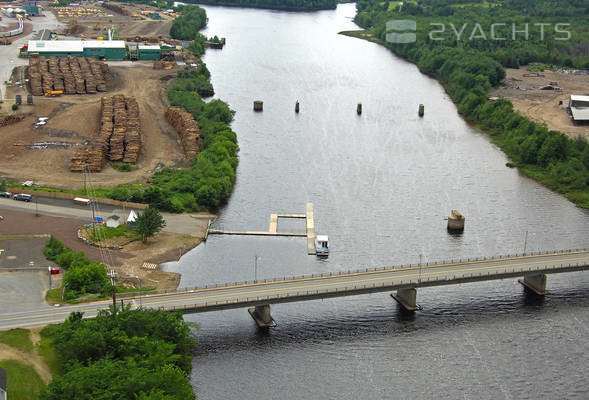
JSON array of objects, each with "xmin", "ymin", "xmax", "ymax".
[{"xmin": 164, "ymin": 4, "xmax": 589, "ymax": 399}]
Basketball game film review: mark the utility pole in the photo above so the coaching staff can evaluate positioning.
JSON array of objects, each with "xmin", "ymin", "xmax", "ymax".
[
  {"xmin": 108, "ymin": 270, "xmax": 117, "ymax": 313},
  {"xmin": 523, "ymin": 230, "xmax": 529, "ymax": 255}
]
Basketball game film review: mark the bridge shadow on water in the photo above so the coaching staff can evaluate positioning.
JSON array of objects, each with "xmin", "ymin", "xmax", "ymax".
[{"xmin": 192, "ymin": 282, "xmax": 589, "ymax": 354}]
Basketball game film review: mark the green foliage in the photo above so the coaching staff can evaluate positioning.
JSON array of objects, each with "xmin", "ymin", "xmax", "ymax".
[
  {"xmin": 112, "ymin": 162, "xmax": 134, "ymax": 172},
  {"xmin": 174, "ymin": 0, "xmax": 337, "ymax": 11},
  {"xmin": 353, "ymin": 0, "xmax": 589, "ymax": 208},
  {"xmin": 134, "ymin": 207, "xmax": 166, "ymax": 243},
  {"xmin": 63, "ymin": 263, "xmax": 110, "ymax": 300},
  {"xmin": 11, "ymin": 104, "xmax": 18, "ymax": 111},
  {"xmin": 175, "ymin": 63, "xmax": 214, "ymax": 97},
  {"xmin": 39, "ymin": 326, "xmax": 63, "ymax": 376},
  {"xmin": 44, "ymin": 236, "xmax": 110, "ymax": 299},
  {"xmin": 44, "ymin": 236, "xmax": 66, "ymax": 261},
  {"xmin": 169, "ymin": 6, "xmax": 208, "ymax": 40},
  {"xmin": 40, "ymin": 308, "xmax": 197, "ymax": 400},
  {"xmin": 0, "ymin": 328, "xmax": 33, "ymax": 353},
  {"xmin": 0, "ymin": 178, "xmax": 6, "ymax": 191},
  {"xmin": 0, "ymin": 360, "xmax": 46, "ymax": 400},
  {"xmin": 187, "ymin": 33, "xmax": 207, "ymax": 57}
]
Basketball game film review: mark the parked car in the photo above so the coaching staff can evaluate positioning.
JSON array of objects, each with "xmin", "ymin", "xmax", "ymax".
[
  {"xmin": 13, "ymin": 193, "xmax": 32, "ymax": 202},
  {"xmin": 0, "ymin": 216, "xmax": 3, "ymax": 221},
  {"xmin": 0, "ymin": 192, "xmax": 11, "ymax": 198}
]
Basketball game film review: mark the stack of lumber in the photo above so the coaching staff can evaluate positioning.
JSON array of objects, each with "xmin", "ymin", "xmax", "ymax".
[
  {"xmin": 89, "ymin": 59, "xmax": 107, "ymax": 92},
  {"xmin": 109, "ymin": 95, "xmax": 126, "ymax": 161},
  {"xmin": 165, "ymin": 106, "xmax": 201, "ymax": 158},
  {"xmin": 123, "ymin": 97, "xmax": 141, "ymax": 163},
  {"xmin": 0, "ymin": 114, "xmax": 26, "ymax": 127},
  {"xmin": 102, "ymin": 3, "xmax": 129, "ymax": 16},
  {"xmin": 71, "ymin": 95, "xmax": 141, "ymax": 172},
  {"xmin": 27, "ymin": 57, "xmax": 110, "ymax": 96},
  {"xmin": 28, "ymin": 58, "xmax": 43, "ymax": 96}
]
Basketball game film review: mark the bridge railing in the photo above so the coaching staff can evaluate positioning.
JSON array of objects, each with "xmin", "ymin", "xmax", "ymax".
[
  {"xmin": 144, "ymin": 261, "xmax": 589, "ymax": 312},
  {"xmin": 117, "ymin": 248, "xmax": 589, "ymax": 299}
]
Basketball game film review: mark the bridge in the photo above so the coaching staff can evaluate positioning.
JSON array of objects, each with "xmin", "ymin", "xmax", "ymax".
[{"xmin": 0, "ymin": 249, "xmax": 588, "ymax": 329}]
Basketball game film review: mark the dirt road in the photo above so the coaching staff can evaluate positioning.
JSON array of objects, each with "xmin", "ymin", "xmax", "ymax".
[{"xmin": 0, "ymin": 65, "xmax": 186, "ymax": 189}]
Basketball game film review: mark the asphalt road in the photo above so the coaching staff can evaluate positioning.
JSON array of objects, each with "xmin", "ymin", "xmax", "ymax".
[
  {"xmin": 0, "ymin": 250, "xmax": 587, "ymax": 330},
  {"xmin": 0, "ymin": 196, "xmax": 213, "ymax": 236}
]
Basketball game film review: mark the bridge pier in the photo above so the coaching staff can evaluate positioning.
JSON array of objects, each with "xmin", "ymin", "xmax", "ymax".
[
  {"xmin": 248, "ymin": 305, "xmax": 276, "ymax": 328},
  {"xmin": 391, "ymin": 288, "xmax": 417, "ymax": 311},
  {"xmin": 519, "ymin": 274, "xmax": 547, "ymax": 295}
]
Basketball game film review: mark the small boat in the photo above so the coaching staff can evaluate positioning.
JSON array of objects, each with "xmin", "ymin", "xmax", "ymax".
[{"xmin": 315, "ymin": 235, "xmax": 329, "ymax": 257}]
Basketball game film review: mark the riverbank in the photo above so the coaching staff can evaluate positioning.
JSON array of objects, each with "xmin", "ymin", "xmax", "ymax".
[{"xmin": 340, "ymin": 29, "xmax": 589, "ymax": 209}]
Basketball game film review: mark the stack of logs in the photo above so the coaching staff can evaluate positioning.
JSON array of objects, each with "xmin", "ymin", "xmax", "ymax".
[
  {"xmin": 165, "ymin": 106, "xmax": 201, "ymax": 158},
  {"xmin": 71, "ymin": 95, "xmax": 141, "ymax": 172},
  {"xmin": 0, "ymin": 114, "xmax": 26, "ymax": 127},
  {"xmin": 28, "ymin": 56, "xmax": 110, "ymax": 96}
]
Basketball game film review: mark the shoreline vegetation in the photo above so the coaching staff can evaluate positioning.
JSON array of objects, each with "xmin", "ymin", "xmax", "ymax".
[
  {"xmin": 344, "ymin": 0, "xmax": 589, "ymax": 209},
  {"xmin": 111, "ymin": 0, "xmax": 337, "ymax": 11}
]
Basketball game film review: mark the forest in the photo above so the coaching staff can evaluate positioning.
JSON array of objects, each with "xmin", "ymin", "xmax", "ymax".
[
  {"xmin": 352, "ymin": 0, "xmax": 589, "ymax": 208},
  {"xmin": 40, "ymin": 308, "xmax": 197, "ymax": 399},
  {"xmin": 169, "ymin": 0, "xmax": 337, "ymax": 11}
]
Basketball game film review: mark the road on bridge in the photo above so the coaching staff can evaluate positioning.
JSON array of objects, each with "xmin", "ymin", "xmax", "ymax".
[{"xmin": 0, "ymin": 250, "xmax": 588, "ymax": 329}]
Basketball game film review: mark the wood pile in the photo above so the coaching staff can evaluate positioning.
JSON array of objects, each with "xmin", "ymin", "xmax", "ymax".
[
  {"xmin": 71, "ymin": 95, "xmax": 142, "ymax": 172},
  {"xmin": 102, "ymin": 3, "xmax": 129, "ymax": 16},
  {"xmin": 165, "ymin": 106, "xmax": 201, "ymax": 158},
  {"xmin": 0, "ymin": 114, "xmax": 26, "ymax": 127},
  {"xmin": 28, "ymin": 58, "xmax": 43, "ymax": 96},
  {"xmin": 123, "ymin": 97, "xmax": 141, "ymax": 163},
  {"xmin": 153, "ymin": 60, "xmax": 175, "ymax": 70},
  {"xmin": 27, "ymin": 56, "xmax": 111, "ymax": 96}
]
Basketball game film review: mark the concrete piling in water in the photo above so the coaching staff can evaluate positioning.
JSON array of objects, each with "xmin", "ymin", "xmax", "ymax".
[
  {"xmin": 248, "ymin": 305, "xmax": 276, "ymax": 328},
  {"xmin": 295, "ymin": 100, "xmax": 300, "ymax": 113},
  {"xmin": 519, "ymin": 274, "xmax": 547, "ymax": 295},
  {"xmin": 357, "ymin": 103, "xmax": 362, "ymax": 115},
  {"xmin": 253, "ymin": 100, "xmax": 263, "ymax": 111},
  {"xmin": 418, "ymin": 104, "xmax": 424, "ymax": 117},
  {"xmin": 447, "ymin": 210, "xmax": 465, "ymax": 232},
  {"xmin": 391, "ymin": 288, "xmax": 417, "ymax": 311}
]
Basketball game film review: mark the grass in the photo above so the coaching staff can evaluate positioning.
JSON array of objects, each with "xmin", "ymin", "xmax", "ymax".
[
  {"xmin": 0, "ymin": 360, "xmax": 46, "ymax": 400},
  {"xmin": 38, "ymin": 326, "xmax": 62, "ymax": 376},
  {"xmin": 111, "ymin": 162, "xmax": 136, "ymax": 172},
  {"xmin": 88, "ymin": 224, "xmax": 138, "ymax": 242},
  {"xmin": 0, "ymin": 328, "xmax": 33, "ymax": 353},
  {"xmin": 46, "ymin": 284, "xmax": 155, "ymax": 303}
]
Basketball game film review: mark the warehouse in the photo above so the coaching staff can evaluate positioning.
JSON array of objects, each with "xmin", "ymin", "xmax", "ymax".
[{"xmin": 27, "ymin": 40, "xmax": 127, "ymax": 60}]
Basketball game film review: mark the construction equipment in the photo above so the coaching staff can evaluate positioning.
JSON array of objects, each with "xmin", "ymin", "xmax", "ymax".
[{"xmin": 44, "ymin": 90, "xmax": 63, "ymax": 97}]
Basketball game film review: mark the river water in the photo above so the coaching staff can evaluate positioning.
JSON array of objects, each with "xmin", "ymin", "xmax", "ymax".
[{"xmin": 164, "ymin": 4, "xmax": 589, "ymax": 399}]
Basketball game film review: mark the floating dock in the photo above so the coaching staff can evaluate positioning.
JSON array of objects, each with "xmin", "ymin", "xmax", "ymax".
[
  {"xmin": 208, "ymin": 203, "xmax": 316, "ymax": 254},
  {"xmin": 306, "ymin": 203, "xmax": 315, "ymax": 255}
]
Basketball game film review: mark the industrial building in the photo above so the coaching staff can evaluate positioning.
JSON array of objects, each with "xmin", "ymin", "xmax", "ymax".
[
  {"xmin": 138, "ymin": 44, "xmax": 161, "ymax": 60},
  {"xmin": 27, "ymin": 40, "xmax": 127, "ymax": 60},
  {"xmin": 569, "ymin": 95, "xmax": 589, "ymax": 123}
]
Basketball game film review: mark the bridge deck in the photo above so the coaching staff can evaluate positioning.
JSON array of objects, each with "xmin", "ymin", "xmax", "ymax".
[{"xmin": 0, "ymin": 250, "xmax": 588, "ymax": 329}]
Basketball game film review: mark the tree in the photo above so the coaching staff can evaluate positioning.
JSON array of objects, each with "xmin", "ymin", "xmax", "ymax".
[
  {"xmin": 0, "ymin": 179, "xmax": 6, "ymax": 192},
  {"xmin": 134, "ymin": 207, "xmax": 166, "ymax": 243}
]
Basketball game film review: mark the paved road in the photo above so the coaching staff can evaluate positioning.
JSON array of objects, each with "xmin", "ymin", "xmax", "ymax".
[
  {"xmin": 0, "ymin": 250, "xmax": 587, "ymax": 329},
  {"xmin": 0, "ymin": 196, "xmax": 213, "ymax": 236},
  {"xmin": 0, "ymin": 13, "xmax": 64, "ymax": 101}
]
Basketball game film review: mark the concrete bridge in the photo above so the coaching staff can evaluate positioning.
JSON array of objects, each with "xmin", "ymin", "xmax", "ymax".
[{"xmin": 0, "ymin": 249, "xmax": 588, "ymax": 329}]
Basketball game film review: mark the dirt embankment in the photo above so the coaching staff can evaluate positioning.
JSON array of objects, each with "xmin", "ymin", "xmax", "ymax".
[
  {"xmin": 492, "ymin": 68, "xmax": 589, "ymax": 138},
  {"xmin": 0, "ymin": 65, "xmax": 186, "ymax": 189}
]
